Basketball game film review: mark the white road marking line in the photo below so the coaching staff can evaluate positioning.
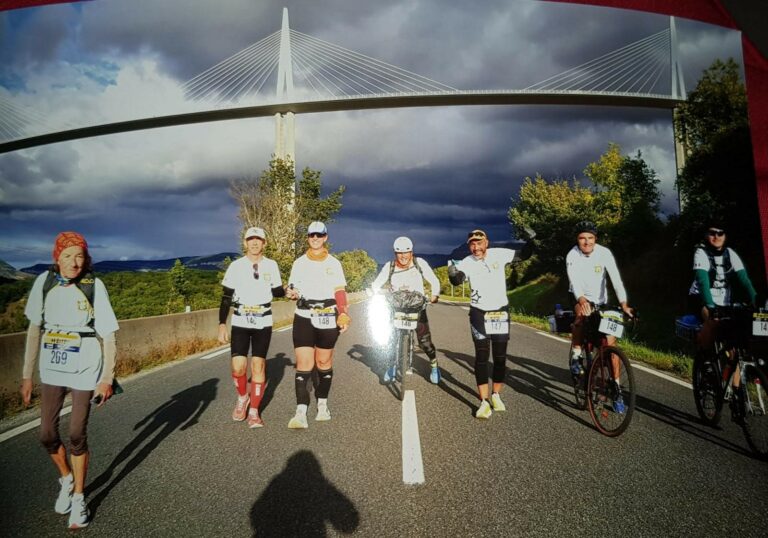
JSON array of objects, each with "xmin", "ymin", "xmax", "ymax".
[
  {"xmin": 402, "ymin": 390, "xmax": 425, "ymax": 485},
  {"xmin": 536, "ymin": 330, "xmax": 569, "ymax": 343},
  {"xmin": 461, "ymin": 306, "xmax": 470, "ymax": 311},
  {"xmin": 0, "ymin": 406, "xmax": 71, "ymax": 445}
]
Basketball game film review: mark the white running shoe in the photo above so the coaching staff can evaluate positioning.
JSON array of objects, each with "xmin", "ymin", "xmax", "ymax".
[
  {"xmin": 288, "ymin": 405, "xmax": 309, "ymax": 429},
  {"xmin": 315, "ymin": 399, "xmax": 331, "ymax": 422},
  {"xmin": 491, "ymin": 393, "xmax": 506, "ymax": 412},
  {"xmin": 68, "ymin": 493, "xmax": 89, "ymax": 529},
  {"xmin": 475, "ymin": 400, "xmax": 492, "ymax": 419},
  {"xmin": 55, "ymin": 474, "xmax": 74, "ymax": 514}
]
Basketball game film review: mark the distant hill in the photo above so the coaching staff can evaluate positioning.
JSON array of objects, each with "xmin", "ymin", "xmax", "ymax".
[
  {"xmin": 0, "ymin": 259, "xmax": 33, "ymax": 283},
  {"xmin": 21, "ymin": 252, "xmax": 240, "ymax": 275}
]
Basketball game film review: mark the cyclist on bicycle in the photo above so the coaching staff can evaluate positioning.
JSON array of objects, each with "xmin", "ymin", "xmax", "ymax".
[
  {"xmin": 566, "ymin": 221, "xmax": 634, "ymax": 409},
  {"xmin": 448, "ymin": 228, "xmax": 533, "ymax": 419},
  {"xmin": 688, "ymin": 220, "xmax": 758, "ymax": 421},
  {"xmin": 689, "ymin": 219, "xmax": 758, "ymax": 349},
  {"xmin": 371, "ymin": 236, "xmax": 441, "ymax": 384}
]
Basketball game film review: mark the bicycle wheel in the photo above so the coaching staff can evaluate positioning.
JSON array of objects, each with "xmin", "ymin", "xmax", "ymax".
[
  {"xmin": 692, "ymin": 351, "xmax": 724, "ymax": 427},
  {"xmin": 739, "ymin": 362, "xmax": 768, "ymax": 460},
  {"xmin": 570, "ymin": 344, "xmax": 587, "ymax": 410},
  {"xmin": 587, "ymin": 345, "xmax": 636, "ymax": 437}
]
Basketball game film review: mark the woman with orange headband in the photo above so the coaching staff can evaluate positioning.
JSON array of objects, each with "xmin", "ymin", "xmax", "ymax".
[{"xmin": 20, "ymin": 231, "xmax": 119, "ymax": 530}]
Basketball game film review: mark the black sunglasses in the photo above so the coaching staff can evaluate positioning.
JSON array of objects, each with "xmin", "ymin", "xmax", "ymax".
[
  {"xmin": 308, "ymin": 233, "xmax": 327, "ymax": 238},
  {"xmin": 252, "ymin": 263, "xmax": 259, "ymax": 280},
  {"xmin": 707, "ymin": 229, "xmax": 725, "ymax": 237}
]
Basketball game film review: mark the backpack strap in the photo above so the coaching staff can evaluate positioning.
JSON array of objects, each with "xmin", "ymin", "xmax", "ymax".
[
  {"xmin": 386, "ymin": 257, "xmax": 425, "ymax": 288},
  {"xmin": 42, "ymin": 269, "xmax": 97, "ymax": 328}
]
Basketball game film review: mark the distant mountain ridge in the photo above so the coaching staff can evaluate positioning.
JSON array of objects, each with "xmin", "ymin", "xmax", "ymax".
[
  {"xmin": 0, "ymin": 259, "xmax": 33, "ymax": 283},
  {"xmin": 20, "ymin": 252, "xmax": 240, "ymax": 275}
]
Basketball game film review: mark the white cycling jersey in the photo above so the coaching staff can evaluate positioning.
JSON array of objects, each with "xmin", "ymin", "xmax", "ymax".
[
  {"xmin": 25, "ymin": 273, "xmax": 119, "ymax": 390},
  {"xmin": 455, "ymin": 248, "xmax": 516, "ymax": 311},
  {"xmin": 221, "ymin": 255, "xmax": 282, "ymax": 329},
  {"xmin": 566, "ymin": 243, "xmax": 627, "ymax": 305},
  {"xmin": 371, "ymin": 258, "xmax": 440, "ymax": 296},
  {"xmin": 288, "ymin": 253, "xmax": 347, "ymax": 319}
]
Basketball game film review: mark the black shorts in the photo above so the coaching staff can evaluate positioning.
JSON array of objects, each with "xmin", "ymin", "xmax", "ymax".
[
  {"xmin": 469, "ymin": 306, "xmax": 510, "ymax": 342},
  {"xmin": 231, "ymin": 325, "xmax": 273, "ymax": 359},
  {"xmin": 292, "ymin": 315, "xmax": 340, "ymax": 350}
]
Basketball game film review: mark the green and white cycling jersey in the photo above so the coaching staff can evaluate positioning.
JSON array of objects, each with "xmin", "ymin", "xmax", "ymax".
[{"xmin": 689, "ymin": 246, "xmax": 745, "ymax": 307}]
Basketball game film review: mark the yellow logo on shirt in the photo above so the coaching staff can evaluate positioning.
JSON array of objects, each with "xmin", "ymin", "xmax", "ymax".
[
  {"xmin": 492, "ymin": 262, "xmax": 499, "ymax": 270},
  {"xmin": 594, "ymin": 266, "xmax": 602, "ymax": 273},
  {"xmin": 326, "ymin": 268, "xmax": 333, "ymax": 275}
]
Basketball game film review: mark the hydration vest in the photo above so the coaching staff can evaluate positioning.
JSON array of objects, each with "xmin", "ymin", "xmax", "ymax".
[
  {"xmin": 41, "ymin": 268, "xmax": 96, "ymax": 328},
  {"xmin": 386, "ymin": 257, "xmax": 424, "ymax": 288}
]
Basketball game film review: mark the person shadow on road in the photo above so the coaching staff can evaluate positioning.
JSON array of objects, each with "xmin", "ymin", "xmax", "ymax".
[
  {"xmin": 85, "ymin": 378, "xmax": 218, "ymax": 514},
  {"xmin": 250, "ymin": 450, "xmax": 359, "ymax": 537}
]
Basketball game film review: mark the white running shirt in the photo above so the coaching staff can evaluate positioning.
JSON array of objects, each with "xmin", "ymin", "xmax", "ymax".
[
  {"xmin": 25, "ymin": 273, "xmax": 119, "ymax": 390},
  {"xmin": 221, "ymin": 255, "xmax": 282, "ymax": 328},
  {"xmin": 455, "ymin": 248, "xmax": 516, "ymax": 311},
  {"xmin": 288, "ymin": 253, "xmax": 347, "ymax": 319},
  {"xmin": 371, "ymin": 258, "xmax": 441, "ymax": 296},
  {"xmin": 566, "ymin": 243, "xmax": 627, "ymax": 305}
]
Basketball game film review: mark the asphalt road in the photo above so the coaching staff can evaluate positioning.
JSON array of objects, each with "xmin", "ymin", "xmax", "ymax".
[{"xmin": 1, "ymin": 300, "xmax": 766, "ymax": 537}]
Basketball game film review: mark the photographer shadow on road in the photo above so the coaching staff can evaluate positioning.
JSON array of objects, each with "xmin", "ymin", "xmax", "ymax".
[
  {"xmin": 250, "ymin": 450, "xmax": 359, "ymax": 537},
  {"xmin": 85, "ymin": 377, "xmax": 219, "ymax": 515}
]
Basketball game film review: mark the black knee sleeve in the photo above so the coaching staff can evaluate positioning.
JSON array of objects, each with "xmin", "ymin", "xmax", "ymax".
[
  {"xmin": 492, "ymin": 341, "xmax": 508, "ymax": 383},
  {"xmin": 474, "ymin": 339, "xmax": 490, "ymax": 386},
  {"xmin": 295, "ymin": 370, "xmax": 312, "ymax": 406},
  {"xmin": 316, "ymin": 368, "xmax": 333, "ymax": 399},
  {"xmin": 418, "ymin": 334, "xmax": 436, "ymax": 360}
]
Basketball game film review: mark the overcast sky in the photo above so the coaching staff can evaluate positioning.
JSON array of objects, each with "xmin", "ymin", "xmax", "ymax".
[{"xmin": 0, "ymin": 0, "xmax": 743, "ymax": 268}]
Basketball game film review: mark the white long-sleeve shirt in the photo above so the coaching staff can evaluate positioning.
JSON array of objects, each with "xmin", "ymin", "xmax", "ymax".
[
  {"xmin": 566, "ymin": 244, "xmax": 627, "ymax": 305},
  {"xmin": 371, "ymin": 257, "xmax": 440, "ymax": 296}
]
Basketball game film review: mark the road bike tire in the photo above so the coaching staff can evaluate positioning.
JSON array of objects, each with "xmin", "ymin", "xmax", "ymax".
[
  {"xmin": 739, "ymin": 362, "xmax": 768, "ymax": 461},
  {"xmin": 692, "ymin": 350, "xmax": 724, "ymax": 427},
  {"xmin": 587, "ymin": 345, "xmax": 636, "ymax": 437},
  {"xmin": 570, "ymin": 344, "xmax": 588, "ymax": 410}
]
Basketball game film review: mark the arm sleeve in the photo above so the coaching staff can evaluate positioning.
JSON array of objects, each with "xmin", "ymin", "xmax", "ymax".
[
  {"xmin": 334, "ymin": 289, "xmax": 348, "ymax": 315},
  {"xmin": 22, "ymin": 323, "xmax": 42, "ymax": 380},
  {"xmin": 694, "ymin": 269, "xmax": 716, "ymax": 307},
  {"xmin": 420, "ymin": 259, "xmax": 441, "ymax": 296},
  {"xmin": 219, "ymin": 286, "xmax": 234, "ymax": 324},
  {"xmin": 735, "ymin": 269, "xmax": 758, "ymax": 306},
  {"xmin": 516, "ymin": 241, "xmax": 533, "ymax": 262},
  {"xmin": 371, "ymin": 263, "xmax": 391, "ymax": 291},
  {"xmin": 565, "ymin": 251, "xmax": 584, "ymax": 301},
  {"xmin": 271, "ymin": 285, "xmax": 286, "ymax": 298},
  {"xmin": 604, "ymin": 250, "xmax": 628, "ymax": 304},
  {"xmin": 98, "ymin": 332, "xmax": 117, "ymax": 385}
]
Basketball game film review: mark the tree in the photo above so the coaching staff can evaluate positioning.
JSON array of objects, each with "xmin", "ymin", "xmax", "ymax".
[
  {"xmin": 674, "ymin": 58, "xmax": 763, "ymax": 278},
  {"xmin": 167, "ymin": 259, "xmax": 189, "ymax": 313},
  {"xmin": 336, "ymin": 250, "xmax": 378, "ymax": 292},
  {"xmin": 508, "ymin": 174, "xmax": 595, "ymax": 268},
  {"xmin": 230, "ymin": 157, "xmax": 345, "ymax": 276}
]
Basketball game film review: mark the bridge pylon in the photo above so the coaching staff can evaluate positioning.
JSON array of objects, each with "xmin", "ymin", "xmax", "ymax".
[{"xmin": 275, "ymin": 7, "xmax": 295, "ymax": 166}]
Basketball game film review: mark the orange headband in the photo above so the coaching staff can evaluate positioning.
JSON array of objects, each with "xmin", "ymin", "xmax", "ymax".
[{"xmin": 52, "ymin": 231, "xmax": 88, "ymax": 261}]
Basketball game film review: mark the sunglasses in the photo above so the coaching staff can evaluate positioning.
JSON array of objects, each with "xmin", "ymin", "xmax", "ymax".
[
  {"xmin": 707, "ymin": 229, "xmax": 725, "ymax": 237},
  {"xmin": 252, "ymin": 263, "xmax": 259, "ymax": 280},
  {"xmin": 308, "ymin": 233, "xmax": 327, "ymax": 238}
]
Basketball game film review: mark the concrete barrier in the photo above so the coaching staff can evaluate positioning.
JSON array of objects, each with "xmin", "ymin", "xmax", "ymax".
[
  {"xmin": 0, "ymin": 300, "xmax": 296, "ymax": 400},
  {"xmin": 0, "ymin": 292, "xmax": 365, "ymax": 403}
]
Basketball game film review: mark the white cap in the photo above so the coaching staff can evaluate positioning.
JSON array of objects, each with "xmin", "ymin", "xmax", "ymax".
[
  {"xmin": 307, "ymin": 221, "xmax": 327, "ymax": 235},
  {"xmin": 393, "ymin": 236, "xmax": 413, "ymax": 252},
  {"xmin": 244, "ymin": 227, "xmax": 266, "ymax": 240}
]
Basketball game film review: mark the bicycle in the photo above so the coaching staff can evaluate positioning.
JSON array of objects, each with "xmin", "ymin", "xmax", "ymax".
[
  {"xmin": 690, "ymin": 305, "xmax": 768, "ymax": 459},
  {"xmin": 569, "ymin": 304, "xmax": 637, "ymax": 437},
  {"xmin": 385, "ymin": 290, "xmax": 427, "ymax": 401}
]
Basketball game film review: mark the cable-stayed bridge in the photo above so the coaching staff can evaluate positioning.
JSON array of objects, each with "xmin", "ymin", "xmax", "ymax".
[{"xmin": 0, "ymin": 8, "xmax": 686, "ymax": 155}]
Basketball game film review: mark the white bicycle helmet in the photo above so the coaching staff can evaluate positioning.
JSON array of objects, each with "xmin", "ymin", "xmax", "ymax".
[{"xmin": 393, "ymin": 236, "xmax": 413, "ymax": 253}]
